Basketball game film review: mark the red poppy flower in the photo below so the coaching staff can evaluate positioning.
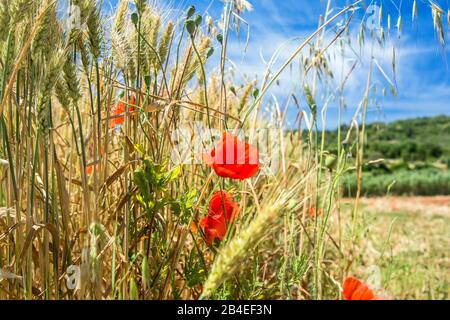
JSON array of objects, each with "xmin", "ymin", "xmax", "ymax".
[
  {"xmin": 109, "ymin": 95, "xmax": 136, "ymax": 128},
  {"xmin": 200, "ymin": 214, "xmax": 227, "ymax": 244},
  {"xmin": 343, "ymin": 276, "xmax": 387, "ymax": 300},
  {"xmin": 309, "ymin": 207, "xmax": 323, "ymax": 218},
  {"xmin": 204, "ymin": 132, "xmax": 259, "ymax": 180},
  {"xmin": 208, "ymin": 191, "xmax": 240, "ymax": 221},
  {"xmin": 86, "ymin": 149, "xmax": 104, "ymax": 176},
  {"xmin": 200, "ymin": 191, "xmax": 240, "ymax": 244}
]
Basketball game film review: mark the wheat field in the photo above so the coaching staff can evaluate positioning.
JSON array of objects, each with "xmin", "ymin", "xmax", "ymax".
[{"xmin": 0, "ymin": 0, "xmax": 448, "ymax": 300}]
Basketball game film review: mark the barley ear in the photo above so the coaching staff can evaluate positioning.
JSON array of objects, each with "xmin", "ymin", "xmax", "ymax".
[
  {"xmin": 63, "ymin": 55, "xmax": 82, "ymax": 105},
  {"xmin": 10, "ymin": 0, "xmax": 32, "ymax": 25},
  {"xmin": 87, "ymin": 2, "xmax": 102, "ymax": 58},
  {"xmin": 158, "ymin": 21, "xmax": 174, "ymax": 66},
  {"xmin": 37, "ymin": 49, "xmax": 66, "ymax": 133},
  {"xmin": 0, "ymin": 1, "xmax": 10, "ymax": 42}
]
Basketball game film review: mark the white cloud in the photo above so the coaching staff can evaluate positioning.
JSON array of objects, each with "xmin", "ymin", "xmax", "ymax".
[{"xmin": 217, "ymin": 2, "xmax": 450, "ymax": 128}]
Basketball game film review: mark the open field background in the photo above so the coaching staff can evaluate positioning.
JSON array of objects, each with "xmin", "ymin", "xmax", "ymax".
[{"xmin": 340, "ymin": 196, "xmax": 450, "ymax": 300}]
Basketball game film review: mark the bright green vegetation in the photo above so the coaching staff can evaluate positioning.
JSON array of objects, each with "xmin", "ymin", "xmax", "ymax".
[
  {"xmin": 325, "ymin": 115, "xmax": 450, "ymax": 196},
  {"xmin": 343, "ymin": 169, "xmax": 450, "ymax": 197},
  {"xmin": 362, "ymin": 115, "xmax": 450, "ymax": 164}
]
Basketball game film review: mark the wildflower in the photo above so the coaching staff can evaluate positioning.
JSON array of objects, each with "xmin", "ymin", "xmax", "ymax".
[
  {"xmin": 343, "ymin": 276, "xmax": 387, "ymax": 300},
  {"xmin": 309, "ymin": 207, "xmax": 323, "ymax": 218},
  {"xmin": 204, "ymin": 132, "xmax": 259, "ymax": 180},
  {"xmin": 86, "ymin": 164, "xmax": 93, "ymax": 175},
  {"xmin": 86, "ymin": 148, "xmax": 104, "ymax": 175},
  {"xmin": 200, "ymin": 191, "xmax": 240, "ymax": 244},
  {"xmin": 109, "ymin": 95, "xmax": 136, "ymax": 128},
  {"xmin": 200, "ymin": 214, "xmax": 227, "ymax": 244}
]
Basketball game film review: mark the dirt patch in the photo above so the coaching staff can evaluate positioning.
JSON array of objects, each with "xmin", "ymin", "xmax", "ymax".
[{"xmin": 343, "ymin": 196, "xmax": 450, "ymax": 217}]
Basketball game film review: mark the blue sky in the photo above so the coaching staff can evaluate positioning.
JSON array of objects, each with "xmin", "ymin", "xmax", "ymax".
[{"xmin": 105, "ymin": 0, "xmax": 450, "ymax": 127}]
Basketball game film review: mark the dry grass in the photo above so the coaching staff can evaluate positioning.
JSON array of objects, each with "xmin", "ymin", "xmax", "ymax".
[{"xmin": 339, "ymin": 197, "xmax": 449, "ymax": 299}]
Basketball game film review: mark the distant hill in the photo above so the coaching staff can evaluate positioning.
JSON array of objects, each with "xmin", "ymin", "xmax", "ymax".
[
  {"xmin": 326, "ymin": 115, "xmax": 450, "ymax": 170},
  {"xmin": 363, "ymin": 115, "xmax": 450, "ymax": 165},
  {"xmin": 325, "ymin": 115, "xmax": 450, "ymax": 196}
]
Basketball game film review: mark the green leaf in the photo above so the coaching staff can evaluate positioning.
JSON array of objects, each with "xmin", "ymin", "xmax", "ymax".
[
  {"xmin": 167, "ymin": 165, "xmax": 181, "ymax": 183},
  {"xmin": 185, "ymin": 249, "xmax": 206, "ymax": 288},
  {"xmin": 134, "ymin": 169, "xmax": 150, "ymax": 200},
  {"xmin": 144, "ymin": 75, "xmax": 151, "ymax": 87},
  {"xmin": 129, "ymin": 277, "xmax": 139, "ymax": 299},
  {"xmin": 171, "ymin": 201, "xmax": 181, "ymax": 215},
  {"xmin": 133, "ymin": 143, "xmax": 146, "ymax": 156},
  {"xmin": 136, "ymin": 194, "xmax": 146, "ymax": 207},
  {"xmin": 184, "ymin": 189, "xmax": 197, "ymax": 209}
]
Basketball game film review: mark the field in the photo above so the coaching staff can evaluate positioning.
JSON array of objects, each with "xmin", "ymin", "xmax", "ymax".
[
  {"xmin": 340, "ymin": 196, "xmax": 450, "ymax": 300},
  {"xmin": 0, "ymin": 0, "xmax": 449, "ymax": 300},
  {"xmin": 335, "ymin": 116, "xmax": 450, "ymax": 197}
]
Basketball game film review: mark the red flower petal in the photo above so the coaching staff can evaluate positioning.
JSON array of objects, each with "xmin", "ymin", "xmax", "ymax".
[
  {"xmin": 208, "ymin": 191, "xmax": 240, "ymax": 222},
  {"xmin": 200, "ymin": 215, "xmax": 227, "ymax": 244},
  {"xmin": 309, "ymin": 207, "xmax": 323, "ymax": 218},
  {"xmin": 208, "ymin": 132, "xmax": 259, "ymax": 180},
  {"xmin": 351, "ymin": 283, "xmax": 375, "ymax": 300},
  {"xmin": 343, "ymin": 276, "xmax": 376, "ymax": 300},
  {"xmin": 109, "ymin": 95, "xmax": 136, "ymax": 128},
  {"xmin": 200, "ymin": 191, "xmax": 240, "ymax": 245}
]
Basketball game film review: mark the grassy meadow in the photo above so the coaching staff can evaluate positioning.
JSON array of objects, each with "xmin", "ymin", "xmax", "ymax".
[
  {"xmin": 341, "ymin": 196, "xmax": 449, "ymax": 300},
  {"xmin": 0, "ymin": 0, "xmax": 448, "ymax": 300}
]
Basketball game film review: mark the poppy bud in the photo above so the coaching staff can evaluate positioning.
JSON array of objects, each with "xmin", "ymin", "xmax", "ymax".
[
  {"xmin": 216, "ymin": 33, "xmax": 223, "ymax": 44},
  {"xmin": 131, "ymin": 12, "xmax": 139, "ymax": 26},
  {"xmin": 186, "ymin": 5, "xmax": 196, "ymax": 18},
  {"xmin": 144, "ymin": 75, "xmax": 151, "ymax": 87},
  {"xmin": 185, "ymin": 19, "xmax": 196, "ymax": 35},
  {"xmin": 194, "ymin": 14, "xmax": 202, "ymax": 27},
  {"xmin": 206, "ymin": 47, "xmax": 214, "ymax": 59}
]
